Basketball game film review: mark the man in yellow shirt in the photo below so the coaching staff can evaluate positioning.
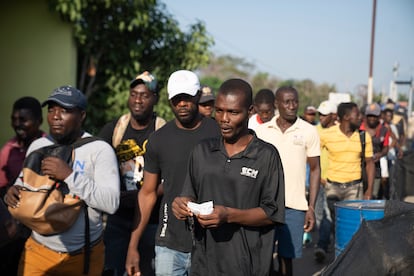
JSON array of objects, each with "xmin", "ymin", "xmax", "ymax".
[{"xmin": 319, "ymin": 102, "xmax": 375, "ymax": 215}]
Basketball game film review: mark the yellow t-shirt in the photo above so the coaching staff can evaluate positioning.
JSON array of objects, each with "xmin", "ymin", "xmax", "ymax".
[{"xmin": 319, "ymin": 124, "xmax": 373, "ymax": 183}]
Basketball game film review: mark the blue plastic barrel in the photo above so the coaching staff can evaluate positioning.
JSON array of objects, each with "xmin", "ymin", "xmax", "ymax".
[{"xmin": 334, "ymin": 200, "xmax": 385, "ymax": 256}]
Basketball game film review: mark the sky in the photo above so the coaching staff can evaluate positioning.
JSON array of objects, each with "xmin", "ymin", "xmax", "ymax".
[{"xmin": 163, "ymin": 0, "xmax": 414, "ymax": 98}]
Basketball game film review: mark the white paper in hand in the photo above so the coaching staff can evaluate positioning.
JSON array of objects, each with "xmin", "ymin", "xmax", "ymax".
[{"xmin": 187, "ymin": 201, "xmax": 213, "ymax": 215}]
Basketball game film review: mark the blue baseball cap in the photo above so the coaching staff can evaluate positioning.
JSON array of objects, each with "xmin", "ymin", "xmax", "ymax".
[{"xmin": 42, "ymin": 85, "xmax": 87, "ymax": 110}]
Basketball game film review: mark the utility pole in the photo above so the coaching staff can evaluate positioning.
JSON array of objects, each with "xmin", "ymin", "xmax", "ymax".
[
  {"xmin": 367, "ymin": 0, "xmax": 377, "ymax": 104},
  {"xmin": 395, "ymin": 79, "xmax": 414, "ymax": 118},
  {"xmin": 390, "ymin": 62, "xmax": 399, "ymax": 102},
  {"xmin": 391, "ymin": 62, "xmax": 413, "ymax": 117}
]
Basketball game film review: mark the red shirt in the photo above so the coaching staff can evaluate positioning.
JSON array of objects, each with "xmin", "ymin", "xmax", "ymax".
[
  {"xmin": 0, "ymin": 132, "xmax": 46, "ymax": 187},
  {"xmin": 360, "ymin": 121, "xmax": 390, "ymax": 152},
  {"xmin": 0, "ymin": 137, "xmax": 26, "ymax": 187}
]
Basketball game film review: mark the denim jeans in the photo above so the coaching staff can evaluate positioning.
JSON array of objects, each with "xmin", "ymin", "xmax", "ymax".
[
  {"xmin": 103, "ymin": 214, "xmax": 157, "ymax": 276},
  {"xmin": 315, "ymin": 186, "xmax": 332, "ymax": 251},
  {"xmin": 155, "ymin": 245, "xmax": 191, "ymax": 276},
  {"xmin": 275, "ymin": 208, "xmax": 306, "ymax": 258}
]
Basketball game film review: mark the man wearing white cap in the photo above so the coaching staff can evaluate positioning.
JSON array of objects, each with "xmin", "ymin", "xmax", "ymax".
[
  {"xmin": 313, "ymin": 100, "xmax": 337, "ymax": 262},
  {"xmin": 125, "ymin": 70, "xmax": 220, "ymax": 276}
]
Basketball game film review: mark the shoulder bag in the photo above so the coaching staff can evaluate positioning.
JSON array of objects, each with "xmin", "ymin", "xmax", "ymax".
[{"xmin": 8, "ymin": 137, "xmax": 99, "ymax": 235}]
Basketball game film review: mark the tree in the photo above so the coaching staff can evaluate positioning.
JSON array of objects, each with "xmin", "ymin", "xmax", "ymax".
[
  {"xmin": 199, "ymin": 54, "xmax": 253, "ymax": 80},
  {"xmin": 250, "ymin": 72, "xmax": 280, "ymax": 94},
  {"xmin": 277, "ymin": 79, "xmax": 335, "ymax": 115},
  {"xmin": 199, "ymin": 55, "xmax": 281, "ymax": 95},
  {"xmin": 48, "ymin": 0, "xmax": 213, "ymax": 132},
  {"xmin": 199, "ymin": 76, "xmax": 222, "ymax": 96},
  {"xmin": 199, "ymin": 54, "xmax": 335, "ymax": 111}
]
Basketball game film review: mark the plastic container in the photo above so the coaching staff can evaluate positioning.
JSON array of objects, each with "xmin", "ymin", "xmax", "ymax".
[{"xmin": 334, "ymin": 200, "xmax": 385, "ymax": 256}]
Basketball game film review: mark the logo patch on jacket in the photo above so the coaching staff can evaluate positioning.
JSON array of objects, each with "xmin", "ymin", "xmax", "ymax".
[{"xmin": 240, "ymin": 167, "xmax": 258, "ymax": 179}]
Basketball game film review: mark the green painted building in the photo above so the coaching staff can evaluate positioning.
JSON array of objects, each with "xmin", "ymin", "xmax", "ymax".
[{"xmin": 0, "ymin": 0, "xmax": 77, "ymax": 145}]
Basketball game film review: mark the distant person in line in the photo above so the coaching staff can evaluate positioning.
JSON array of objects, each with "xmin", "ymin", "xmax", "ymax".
[
  {"xmin": 382, "ymin": 105, "xmax": 404, "ymax": 160},
  {"xmin": 125, "ymin": 70, "xmax": 220, "ymax": 276},
  {"xmin": 248, "ymin": 88, "xmax": 275, "ymax": 131},
  {"xmin": 385, "ymin": 99, "xmax": 407, "ymax": 149},
  {"xmin": 256, "ymin": 86, "xmax": 320, "ymax": 276},
  {"xmin": 4, "ymin": 86, "xmax": 120, "ymax": 275},
  {"xmin": 0, "ymin": 97, "xmax": 45, "ymax": 195},
  {"xmin": 198, "ymin": 85, "xmax": 215, "ymax": 118},
  {"xmin": 99, "ymin": 71, "xmax": 166, "ymax": 276},
  {"xmin": 0, "ymin": 96, "xmax": 46, "ymax": 276},
  {"xmin": 172, "ymin": 78, "xmax": 285, "ymax": 276},
  {"xmin": 301, "ymin": 105, "xmax": 319, "ymax": 247},
  {"xmin": 360, "ymin": 103, "xmax": 390, "ymax": 199},
  {"xmin": 380, "ymin": 106, "xmax": 404, "ymax": 199},
  {"xmin": 301, "ymin": 105, "xmax": 317, "ymax": 125},
  {"xmin": 313, "ymin": 100, "xmax": 337, "ymax": 263},
  {"xmin": 301, "ymin": 104, "xmax": 318, "ymax": 229},
  {"xmin": 319, "ymin": 102, "xmax": 375, "ymax": 221}
]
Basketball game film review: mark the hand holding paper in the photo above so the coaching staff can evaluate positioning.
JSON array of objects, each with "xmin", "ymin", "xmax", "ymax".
[{"xmin": 187, "ymin": 201, "xmax": 213, "ymax": 215}]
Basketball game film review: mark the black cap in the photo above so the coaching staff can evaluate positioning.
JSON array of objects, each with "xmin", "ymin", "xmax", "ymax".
[{"xmin": 199, "ymin": 85, "xmax": 215, "ymax": 104}]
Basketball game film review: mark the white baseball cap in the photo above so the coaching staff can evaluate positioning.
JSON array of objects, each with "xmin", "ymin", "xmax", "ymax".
[
  {"xmin": 167, "ymin": 70, "xmax": 200, "ymax": 100},
  {"xmin": 317, "ymin": 100, "xmax": 337, "ymax": 115}
]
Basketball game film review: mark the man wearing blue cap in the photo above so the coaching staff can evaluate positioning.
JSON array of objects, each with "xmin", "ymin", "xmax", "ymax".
[{"xmin": 4, "ymin": 85, "xmax": 120, "ymax": 275}]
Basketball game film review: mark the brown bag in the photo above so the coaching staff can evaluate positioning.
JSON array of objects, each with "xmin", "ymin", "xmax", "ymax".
[{"xmin": 8, "ymin": 137, "xmax": 97, "ymax": 235}]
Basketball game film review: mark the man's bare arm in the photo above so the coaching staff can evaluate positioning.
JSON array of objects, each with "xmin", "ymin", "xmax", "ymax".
[{"xmin": 125, "ymin": 171, "xmax": 159, "ymax": 276}]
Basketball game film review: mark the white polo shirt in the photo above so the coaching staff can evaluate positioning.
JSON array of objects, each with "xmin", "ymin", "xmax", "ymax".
[{"xmin": 256, "ymin": 115, "xmax": 320, "ymax": 210}]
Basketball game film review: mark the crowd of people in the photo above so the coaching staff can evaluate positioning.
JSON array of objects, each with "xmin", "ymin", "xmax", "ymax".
[{"xmin": 0, "ymin": 69, "xmax": 411, "ymax": 276}]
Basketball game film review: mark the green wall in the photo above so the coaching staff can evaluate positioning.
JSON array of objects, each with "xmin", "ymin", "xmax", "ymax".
[{"xmin": 0, "ymin": 0, "xmax": 77, "ymax": 145}]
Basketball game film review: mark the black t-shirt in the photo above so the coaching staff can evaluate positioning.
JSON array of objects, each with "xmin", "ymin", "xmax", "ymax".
[
  {"xmin": 98, "ymin": 116, "xmax": 161, "ymax": 224},
  {"xmin": 181, "ymin": 135, "xmax": 285, "ymax": 275},
  {"xmin": 144, "ymin": 117, "xmax": 220, "ymax": 252}
]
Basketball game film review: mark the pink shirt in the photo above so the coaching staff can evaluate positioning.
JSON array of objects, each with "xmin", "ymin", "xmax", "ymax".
[
  {"xmin": 0, "ymin": 132, "xmax": 46, "ymax": 188},
  {"xmin": 0, "ymin": 137, "xmax": 26, "ymax": 187}
]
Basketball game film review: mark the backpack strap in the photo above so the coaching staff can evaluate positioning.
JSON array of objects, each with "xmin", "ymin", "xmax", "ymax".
[
  {"xmin": 72, "ymin": 136, "xmax": 102, "ymax": 148},
  {"xmin": 112, "ymin": 113, "xmax": 166, "ymax": 148},
  {"xmin": 71, "ymin": 136, "xmax": 100, "ymax": 274},
  {"xmin": 155, "ymin": 116, "xmax": 166, "ymax": 131},
  {"xmin": 83, "ymin": 204, "xmax": 90, "ymax": 274},
  {"xmin": 112, "ymin": 113, "xmax": 131, "ymax": 148},
  {"xmin": 359, "ymin": 130, "xmax": 367, "ymax": 193},
  {"xmin": 359, "ymin": 130, "xmax": 366, "ymax": 161}
]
